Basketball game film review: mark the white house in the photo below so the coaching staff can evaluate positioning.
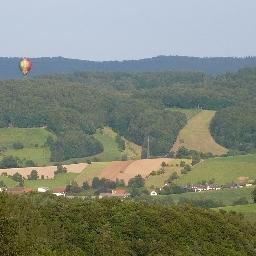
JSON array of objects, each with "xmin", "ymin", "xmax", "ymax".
[
  {"xmin": 150, "ymin": 191, "xmax": 158, "ymax": 196},
  {"xmin": 38, "ymin": 187, "xmax": 49, "ymax": 193}
]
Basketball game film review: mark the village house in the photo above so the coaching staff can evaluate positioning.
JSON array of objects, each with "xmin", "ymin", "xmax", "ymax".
[
  {"xmin": 112, "ymin": 189, "xmax": 130, "ymax": 198},
  {"xmin": 38, "ymin": 187, "xmax": 49, "ymax": 193},
  {"xmin": 191, "ymin": 184, "xmax": 221, "ymax": 193},
  {"xmin": 99, "ymin": 189, "xmax": 130, "ymax": 199},
  {"xmin": 52, "ymin": 187, "xmax": 66, "ymax": 197}
]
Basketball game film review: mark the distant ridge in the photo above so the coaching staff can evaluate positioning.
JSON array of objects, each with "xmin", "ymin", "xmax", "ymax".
[{"xmin": 1, "ymin": 55, "xmax": 256, "ymax": 79}]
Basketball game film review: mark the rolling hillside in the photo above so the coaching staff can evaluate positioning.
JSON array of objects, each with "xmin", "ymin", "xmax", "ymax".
[
  {"xmin": 172, "ymin": 110, "xmax": 228, "ymax": 155},
  {"xmin": 0, "ymin": 128, "xmax": 56, "ymax": 165},
  {"xmin": 176, "ymin": 154, "xmax": 256, "ymax": 185},
  {"xmin": 94, "ymin": 127, "xmax": 141, "ymax": 161},
  {"xmin": 75, "ymin": 158, "xmax": 171, "ymax": 185},
  {"xmin": 2, "ymin": 56, "xmax": 256, "ymax": 79},
  {"xmin": 0, "ymin": 163, "xmax": 88, "ymax": 189}
]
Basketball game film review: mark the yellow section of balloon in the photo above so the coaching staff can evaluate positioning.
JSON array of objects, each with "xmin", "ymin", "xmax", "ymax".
[{"xmin": 19, "ymin": 58, "xmax": 32, "ymax": 76}]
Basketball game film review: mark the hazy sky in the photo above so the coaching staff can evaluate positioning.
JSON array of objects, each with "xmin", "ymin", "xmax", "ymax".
[{"xmin": 1, "ymin": 0, "xmax": 256, "ymax": 60}]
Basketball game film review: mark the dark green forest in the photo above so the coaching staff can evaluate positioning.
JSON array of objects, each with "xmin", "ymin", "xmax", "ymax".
[
  {"xmin": 0, "ymin": 194, "xmax": 256, "ymax": 256},
  {"xmin": 2, "ymin": 56, "xmax": 256, "ymax": 79},
  {"xmin": 0, "ymin": 68, "xmax": 256, "ymax": 160}
]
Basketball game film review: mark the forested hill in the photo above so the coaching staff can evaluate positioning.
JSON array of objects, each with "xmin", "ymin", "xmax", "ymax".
[
  {"xmin": 0, "ymin": 68, "xmax": 255, "ymax": 160},
  {"xmin": 2, "ymin": 55, "xmax": 256, "ymax": 79}
]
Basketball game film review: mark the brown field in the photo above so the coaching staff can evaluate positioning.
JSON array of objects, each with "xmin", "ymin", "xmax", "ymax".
[
  {"xmin": 98, "ymin": 160, "xmax": 134, "ymax": 181},
  {"xmin": 172, "ymin": 110, "xmax": 228, "ymax": 156},
  {"xmin": 0, "ymin": 163, "xmax": 88, "ymax": 179},
  {"xmin": 99, "ymin": 158, "xmax": 171, "ymax": 183}
]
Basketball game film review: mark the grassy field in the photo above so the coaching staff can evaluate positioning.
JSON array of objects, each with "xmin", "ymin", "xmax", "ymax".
[
  {"xmin": 145, "ymin": 159, "xmax": 191, "ymax": 189},
  {"xmin": 217, "ymin": 204, "xmax": 256, "ymax": 222},
  {"xmin": 177, "ymin": 154, "xmax": 256, "ymax": 186},
  {"xmin": 168, "ymin": 108, "xmax": 201, "ymax": 120},
  {"xmin": 75, "ymin": 162, "xmax": 111, "ymax": 185},
  {"xmin": 172, "ymin": 110, "xmax": 228, "ymax": 155},
  {"xmin": 170, "ymin": 187, "xmax": 254, "ymax": 205},
  {"xmin": 0, "ymin": 176, "xmax": 18, "ymax": 187},
  {"xmin": 25, "ymin": 173, "xmax": 78, "ymax": 189},
  {"xmin": 93, "ymin": 128, "xmax": 122, "ymax": 161},
  {"xmin": 0, "ymin": 172, "xmax": 78, "ymax": 190},
  {"xmin": 0, "ymin": 128, "xmax": 55, "ymax": 165}
]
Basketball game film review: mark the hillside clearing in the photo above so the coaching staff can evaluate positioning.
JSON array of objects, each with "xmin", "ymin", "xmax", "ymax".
[
  {"xmin": 94, "ymin": 127, "xmax": 141, "ymax": 161},
  {"xmin": 0, "ymin": 128, "xmax": 56, "ymax": 165},
  {"xmin": 93, "ymin": 128, "xmax": 122, "ymax": 161},
  {"xmin": 176, "ymin": 154, "xmax": 256, "ymax": 186},
  {"xmin": 172, "ymin": 110, "xmax": 228, "ymax": 155}
]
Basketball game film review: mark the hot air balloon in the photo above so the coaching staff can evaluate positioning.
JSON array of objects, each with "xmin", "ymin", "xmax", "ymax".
[{"xmin": 19, "ymin": 58, "xmax": 32, "ymax": 76}]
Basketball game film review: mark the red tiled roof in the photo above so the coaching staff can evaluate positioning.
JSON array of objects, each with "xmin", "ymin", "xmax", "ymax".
[
  {"xmin": 52, "ymin": 187, "xmax": 66, "ymax": 193},
  {"xmin": 112, "ymin": 189, "xmax": 128, "ymax": 195}
]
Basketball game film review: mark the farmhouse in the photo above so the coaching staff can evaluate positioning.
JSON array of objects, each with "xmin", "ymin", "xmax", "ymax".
[
  {"xmin": 112, "ymin": 189, "xmax": 130, "ymax": 198},
  {"xmin": 52, "ymin": 187, "xmax": 66, "ymax": 197},
  {"xmin": 38, "ymin": 187, "xmax": 49, "ymax": 193},
  {"xmin": 99, "ymin": 189, "xmax": 130, "ymax": 199},
  {"xmin": 191, "ymin": 184, "xmax": 221, "ymax": 192}
]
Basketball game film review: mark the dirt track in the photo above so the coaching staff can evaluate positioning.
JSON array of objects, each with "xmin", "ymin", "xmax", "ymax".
[{"xmin": 0, "ymin": 163, "xmax": 88, "ymax": 179}]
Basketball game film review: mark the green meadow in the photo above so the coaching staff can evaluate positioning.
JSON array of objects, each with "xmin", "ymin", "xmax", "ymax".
[
  {"xmin": 0, "ymin": 128, "xmax": 55, "ymax": 165},
  {"xmin": 177, "ymin": 154, "xmax": 256, "ymax": 186}
]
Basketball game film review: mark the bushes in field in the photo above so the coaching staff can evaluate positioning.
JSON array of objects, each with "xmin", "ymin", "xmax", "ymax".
[
  {"xmin": 0, "ymin": 156, "xmax": 36, "ymax": 169},
  {"xmin": 12, "ymin": 142, "xmax": 24, "ymax": 150}
]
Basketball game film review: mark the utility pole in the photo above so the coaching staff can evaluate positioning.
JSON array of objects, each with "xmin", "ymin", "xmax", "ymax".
[{"xmin": 147, "ymin": 136, "xmax": 150, "ymax": 159}]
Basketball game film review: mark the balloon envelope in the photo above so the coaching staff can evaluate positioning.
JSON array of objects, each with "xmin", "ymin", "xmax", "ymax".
[{"xmin": 19, "ymin": 58, "xmax": 32, "ymax": 76}]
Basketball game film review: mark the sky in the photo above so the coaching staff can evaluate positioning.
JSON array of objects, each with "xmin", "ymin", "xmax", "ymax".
[{"xmin": 1, "ymin": 0, "xmax": 256, "ymax": 60}]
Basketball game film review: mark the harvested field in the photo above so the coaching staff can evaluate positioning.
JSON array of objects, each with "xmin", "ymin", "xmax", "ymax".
[
  {"xmin": 0, "ymin": 163, "xmax": 88, "ymax": 179},
  {"xmin": 99, "ymin": 160, "xmax": 134, "ymax": 181},
  {"xmin": 75, "ymin": 162, "xmax": 111, "ymax": 186},
  {"xmin": 63, "ymin": 163, "xmax": 88, "ymax": 174},
  {"xmin": 99, "ymin": 158, "xmax": 171, "ymax": 184},
  {"xmin": 117, "ymin": 158, "xmax": 171, "ymax": 183},
  {"xmin": 172, "ymin": 110, "xmax": 228, "ymax": 155}
]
